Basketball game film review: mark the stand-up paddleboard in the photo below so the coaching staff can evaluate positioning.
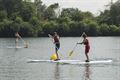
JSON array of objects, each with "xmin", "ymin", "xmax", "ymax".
[
  {"xmin": 27, "ymin": 59, "xmax": 112, "ymax": 64},
  {"xmin": 7, "ymin": 46, "xmax": 23, "ymax": 49}
]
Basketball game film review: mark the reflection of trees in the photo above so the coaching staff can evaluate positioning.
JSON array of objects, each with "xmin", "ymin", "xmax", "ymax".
[
  {"xmin": 84, "ymin": 64, "xmax": 92, "ymax": 80},
  {"xmin": 54, "ymin": 64, "xmax": 60, "ymax": 80}
]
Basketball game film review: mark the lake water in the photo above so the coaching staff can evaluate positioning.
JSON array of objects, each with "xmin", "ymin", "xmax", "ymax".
[{"xmin": 0, "ymin": 37, "xmax": 120, "ymax": 80}]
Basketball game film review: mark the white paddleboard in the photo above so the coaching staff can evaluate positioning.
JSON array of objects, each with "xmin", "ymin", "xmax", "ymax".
[
  {"xmin": 27, "ymin": 59, "xmax": 112, "ymax": 64},
  {"xmin": 7, "ymin": 46, "xmax": 23, "ymax": 49}
]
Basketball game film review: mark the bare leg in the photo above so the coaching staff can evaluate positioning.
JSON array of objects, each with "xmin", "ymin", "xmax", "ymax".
[
  {"xmin": 55, "ymin": 48, "xmax": 60, "ymax": 61},
  {"xmin": 15, "ymin": 38, "xmax": 18, "ymax": 47},
  {"xmin": 85, "ymin": 53, "xmax": 89, "ymax": 62},
  {"xmin": 85, "ymin": 46, "xmax": 90, "ymax": 62}
]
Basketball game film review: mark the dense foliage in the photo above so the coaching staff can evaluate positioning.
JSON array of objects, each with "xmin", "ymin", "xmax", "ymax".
[{"xmin": 0, "ymin": 0, "xmax": 120, "ymax": 37}]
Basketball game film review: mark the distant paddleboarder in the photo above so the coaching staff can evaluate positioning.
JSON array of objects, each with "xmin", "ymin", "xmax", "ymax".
[
  {"xmin": 49, "ymin": 32, "xmax": 60, "ymax": 61},
  {"xmin": 15, "ymin": 32, "xmax": 28, "ymax": 48},
  {"xmin": 15, "ymin": 32, "xmax": 20, "ymax": 47},
  {"xmin": 77, "ymin": 32, "xmax": 90, "ymax": 62}
]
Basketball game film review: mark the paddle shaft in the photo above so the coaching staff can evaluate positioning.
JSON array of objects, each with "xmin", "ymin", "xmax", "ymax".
[
  {"xmin": 19, "ymin": 36, "xmax": 25, "ymax": 43},
  {"xmin": 69, "ymin": 32, "xmax": 84, "ymax": 57},
  {"xmin": 70, "ymin": 44, "xmax": 77, "ymax": 53},
  {"xmin": 19, "ymin": 36, "xmax": 28, "ymax": 48}
]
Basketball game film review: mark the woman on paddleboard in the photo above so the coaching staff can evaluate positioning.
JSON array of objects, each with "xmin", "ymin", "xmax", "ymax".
[
  {"xmin": 49, "ymin": 32, "xmax": 60, "ymax": 61},
  {"xmin": 77, "ymin": 32, "xmax": 90, "ymax": 62}
]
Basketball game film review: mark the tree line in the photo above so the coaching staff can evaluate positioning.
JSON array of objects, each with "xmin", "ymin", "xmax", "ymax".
[{"xmin": 0, "ymin": 0, "xmax": 120, "ymax": 37}]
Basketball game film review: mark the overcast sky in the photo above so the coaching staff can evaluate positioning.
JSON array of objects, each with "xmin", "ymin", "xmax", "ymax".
[{"xmin": 41, "ymin": 0, "xmax": 118, "ymax": 15}]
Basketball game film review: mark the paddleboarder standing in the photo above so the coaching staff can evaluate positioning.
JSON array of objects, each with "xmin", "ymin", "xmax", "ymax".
[
  {"xmin": 15, "ymin": 32, "xmax": 20, "ymax": 47},
  {"xmin": 77, "ymin": 32, "xmax": 90, "ymax": 62},
  {"xmin": 49, "ymin": 32, "xmax": 60, "ymax": 61}
]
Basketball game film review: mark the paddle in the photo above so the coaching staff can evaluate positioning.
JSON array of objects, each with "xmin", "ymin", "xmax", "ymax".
[
  {"xmin": 48, "ymin": 34, "xmax": 54, "ymax": 42},
  {"xmin": 68, "ymin": 32, "xmax": 84, "ymax": 57},
  {"xmin": 19, "ymin": 36, "xmax": 28, "ymax": 48},
  {"xmin": 68, "ymin": 44, "xmax": 77, "ymax": 57}
]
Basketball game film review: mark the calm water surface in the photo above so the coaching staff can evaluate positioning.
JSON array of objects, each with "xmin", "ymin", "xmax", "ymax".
[{"xmin": 0, "ymin": 37, "xmax": 120, "ymax": 80}]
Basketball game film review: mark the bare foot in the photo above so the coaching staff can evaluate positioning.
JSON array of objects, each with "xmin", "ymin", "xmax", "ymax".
[
  {"xmin": 54, "ymin": 59, "xmax": 60, "ymax": 61},
  {"xmin": 85, "ymin": 60, "xmax": 89, "ymax": 62}
]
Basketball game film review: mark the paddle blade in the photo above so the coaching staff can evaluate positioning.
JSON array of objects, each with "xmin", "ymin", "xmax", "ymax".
[
  {"xmin": 24, "ymin": 41, "xmax": 28, "ymax": 48},
  {"xmin": 69, "ymin": 50, "xmax": 74, "ymax": 56}
]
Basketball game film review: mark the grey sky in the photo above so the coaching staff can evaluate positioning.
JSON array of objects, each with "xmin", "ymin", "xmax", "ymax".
[{"xmin": 41, "ymin": 0, "xmax": 117, "ymax": 15}]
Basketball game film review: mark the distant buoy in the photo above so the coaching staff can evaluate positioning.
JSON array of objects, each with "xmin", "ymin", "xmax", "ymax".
[{"xmin": 50, "ymin": 53, "xmax": 57, "ymax": 60}]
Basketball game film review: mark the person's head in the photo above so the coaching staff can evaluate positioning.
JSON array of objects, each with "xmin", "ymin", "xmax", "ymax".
[
  {"xmin": 82, "ymin": 32, "xmax": 87, "ymax": 39},
  {"xmin": 54, "ymin": 32, "xmax": 57, "ymax": 36}
]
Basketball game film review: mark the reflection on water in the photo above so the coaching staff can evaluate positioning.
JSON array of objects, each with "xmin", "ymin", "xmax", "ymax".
[
  {"xmin": 54, "ymin": 64, "xmax": 60, "ymax": 80},
  {"xmin": 84, "ymin": 64, "xmax": 91, "ymax": 80}
]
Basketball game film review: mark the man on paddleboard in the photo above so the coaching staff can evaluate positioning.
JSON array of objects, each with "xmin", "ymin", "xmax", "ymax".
[
  {"xmin": 15, "ymin": 32, "xmax": 20, "ymax": 46},
  {"xmin": 49, "ymin": 32, "xmax": 60, "ymax": 61},
  {"xmin": 77, "ymin": 32, "xmax": 90, "ymax": 62}
]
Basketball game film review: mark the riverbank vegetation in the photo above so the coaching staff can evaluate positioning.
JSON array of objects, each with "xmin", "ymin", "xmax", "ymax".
[{"xmin": 0, "ymin": 0, "xmax": 120, "ymax": 37}]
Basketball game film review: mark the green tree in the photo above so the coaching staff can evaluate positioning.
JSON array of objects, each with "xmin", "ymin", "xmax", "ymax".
[
  {"xmin": 0, "ymin": 10, "xmax": 7, "ymax": 21},
  {"xmin": 42, "ymin": 21, "xmax": 58, "ymax": 36},
  {"xmin": 99, "ymin": 24, "xmax": 110, "ymax": 36},
  {"xmin": 29, "ymin": 16, "xmax": 42, "ymax": 36},
  {"xmin": 109, "ymin": 1, "xmax": 120, "ymax": 25},
  {"xmin": 69, "ymin": 21, "xmax": 84, "ymax": 36},
  {"xmin": 0, "ymin": 0, "xmax": 22, "ymax": 17},
  {"xmin": 116, "ymin": 26, "xmax": 120, "ymax": 36},
  {"xmin": 20, "ymin": 22, "xmax": 33, "ymax": 37},
  {"xmin": 61, "ymin": 8, "xmax": 84, "ymax": 21},
  {"xmin": 109, "ymin": 25, "xmax": 118, "ymax": 36},
  {"xmin": 57, "ymin": 22, "xmax": 69, "ymax": 36},
  {"xmin": 0, "ymin": 19, "xmax": 13, "ymax": 37},
  {"xmin": 19, "ymin": 2, "xmax": 36, "ymax": 21},
  {"xmin": 11, "ymin": 17, "xmax": 23, "ymax": 32},
  {"xmin": 98, "ymin": 0, "xmax": 120, "ymax": 26},
  {"xmin": 43, "ymin": 3, "xmax": 59, "ymax": 20}
]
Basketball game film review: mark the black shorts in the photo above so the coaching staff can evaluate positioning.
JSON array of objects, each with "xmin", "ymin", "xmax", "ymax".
[{"xmin": 55, "ymin": 43, "xmax": 60, "ymax": 50}]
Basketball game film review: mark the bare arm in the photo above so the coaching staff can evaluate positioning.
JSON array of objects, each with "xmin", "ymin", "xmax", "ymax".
[
  {"xmin": 48, "ymin": 34, "xmax": 53, "ymax": 38},
  {"xmin": 77, "ymin": 39, "xmax": 85, "ymax": 44}
]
